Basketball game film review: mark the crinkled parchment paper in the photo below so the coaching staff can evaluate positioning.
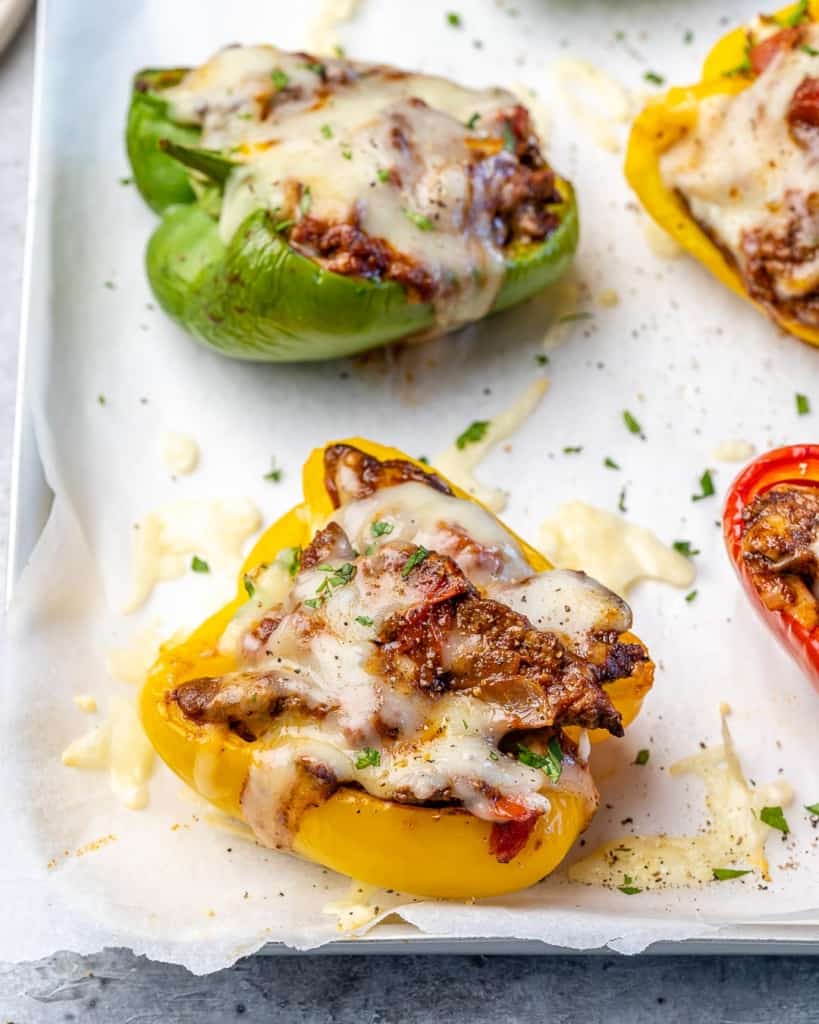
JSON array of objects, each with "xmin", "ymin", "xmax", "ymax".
[{"xmin": 3, "ymin": 0, "xmax": 819, "ymax": 973}]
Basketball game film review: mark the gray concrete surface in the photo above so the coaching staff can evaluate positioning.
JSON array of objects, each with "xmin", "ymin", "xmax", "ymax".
[{"xmin": 1, "ymin": 8, "xmax": 819, "ymax": 1023}]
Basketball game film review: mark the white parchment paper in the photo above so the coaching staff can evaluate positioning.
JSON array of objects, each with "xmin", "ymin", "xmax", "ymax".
[{"xmin": 3, "ymin": 0, "xmax": 819, "ymax": 972}]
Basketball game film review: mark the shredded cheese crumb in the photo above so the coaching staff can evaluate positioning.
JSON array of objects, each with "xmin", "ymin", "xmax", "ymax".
[
  {"xmin": 160, "ymin": 432, "xmax": 200, "ymax": 475},
  {"xmin": 597, "ymin": 288, "xmax": 620, "ymax": 307},
  {"xmin": 72, "ymin": 694, "xmax": 98, "ymax": 713},
  {"xmin": 713, "ymin": 439, "xmax": 756, "ymax": 463}
]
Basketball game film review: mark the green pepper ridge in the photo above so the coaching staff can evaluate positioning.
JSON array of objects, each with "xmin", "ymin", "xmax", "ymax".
[{"xmin": 126, "ymin": 66, "xmax": 579, "ymax": 363}]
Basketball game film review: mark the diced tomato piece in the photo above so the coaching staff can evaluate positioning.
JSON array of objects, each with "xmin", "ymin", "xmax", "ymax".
[
  {"xmin": 749, "ymin": 27, "xmax": 801, "ymax": 75},
  {"xmin": 489, "ymin": 816, "xmax": 538, "ymax": 863},
  {"xmin": 788, "ymin": 76, "xmax": 819, "ymax": 129}
]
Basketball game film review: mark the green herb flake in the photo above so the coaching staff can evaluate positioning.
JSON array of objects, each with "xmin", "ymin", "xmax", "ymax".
[
  {"xmin": 364, "ymin": 543, "xmax": 376, "ymax": 557},
  {"xmin": 712, "ymin": 868, "xmax": 752, "ymax": 881},
  {"xmin": 536, "ymin": 354, "xmax": 549, "ymax": 366},
  {"xmin": 722, "ymin": 45, "xmax": 752, "ymax": 78},
  {"xmin": 264, "ymin": 460, "xmax": 283, "ymax": 483},
  {"xmin": 304, "ymin": 60, "xmax": 326, "ymax": 77},
  {"xmin": 299, "ymin": 186, "xmax": 312, "ymax": 217},
  {"xmin": 501, "ymin": 122, "xmax": 517, "ymax": 152},
  {"xmin": 341, "ymin": 145, "xmax": 353, "ymax": 160},
  {"xmin": 371, "ymin": 520, "xmax": 394, "ymax": 537},
  {"xmin": 446, "ymin": 11, "xmax": 462, "ymax": 26},
  {"xmin": 618, "ymin": 874, "xmax": 642, "ymax": 895},
  {"xmin": 456, "ymin": 420, "xmax": 490, "ymax": 450},
  {"xmin": 623, "ymin": 410, "xmax": 643, "ymax": 436},
  {"xmin": 558, "ymin": 311, "xmax": 594, "ymax": 324},
  {"xmin": 376, "ymin": 168, "xmax": 391, "ymax": 182},
  {"xmin": 418, "ymin": 455, "xmax": 430, "ymax": 465},
  {"xmin": 692, "ymin": 469, "xmax": 716, "ymax": 501},
  {"xmin": 633, "ymin": 748, "xmax": 650, "ymax": 765},
  {"xmin": 604, "ymin": 456, "xmax": 620, "ymax": 470},
  {"xmin": 685, "ymin": 590, "xmax": 698, "ymax": 603},
  {"xmin": 243, "ymin": 575, "xmax": 256, "ymax": 598},
  {"xmin": 760, "ymin": 806, "xmax": 789, "ymax": 833},
  {"xmin": 333, "ymin": 44, "xmax": 346, "ymax": 57},
  {"xmin": 320, "ymin": 123, "xmax": 333, "ymax": 139},
  {"xmin": 673, "ymin": 540, "xmax": 700, "ymax": 558},
  {"xmin": 796, "ymin": 393, "xmax": 811, "ymax": 415},
  {"xmin": 618, "ymin": 487, "xmax": 628, "ymax": 514},
  {"xmin": 355, "ymin": 747, "xmax": 381, "ymax": 769},
  {"xmin": 119, "ymin": 176, "xmax": 133, "ymax": 186},
  {"xmin": 271, "ymin": 68, "xmax": 290, "ymax": 91},
  {"xmin": 517, "ymin": 738, "xmax": 563, "ymax": 783},
  {"xmin": 404, "ymin": 208, "xmax": 435, "ymax": 231},
  {"xmin": 304, "ymin": 597, "xmax": 322, "ymax": 609},
  {"xmin": 563, "ymin": 446, "xmax": 583, "ymax": 455},
  {"xmin": 806, "ymin": 803, "xmax": 819, "ymax": 815},
  {"xmin": 316, "ymin": 562, "xmax": 357, "ymax": 597},
  {"xmin": 780, "ymin": 0, "xmax": 809, "ymax": 27},
  {"xmin": 402, "ymin": 546, "xmax": 430, "ymax": 578},
  {"xmin": 488, "ymin": 750, "xmax": 500, "ymax": 762},
  {"xmin": 465, "ymin": 112, "xmax": 480, "ymax": 130},
  {"xmin": 643, "ymin": 70, "xmax": 665, "ymax": 85},
  {"xmin": 97, "ymin": 394, "xmax": 106, "ymax": 406},
  {"xmin": 191, "ymin": 555, "xmax": 210, "ymax": 573},
  {"xmin": 278, "ymin": 546, "xmax": 302, "ymax": 578},
  {"xmin": 355, "ymin": 615, "xmax": 374, "ymax": 627},
  {"xmin": 684, "ymin": 29, "xmax": 694, "ymax": 44},
  {"xmin": 802, "ymin": 44, "xmax": 819, "ymax": 56}
]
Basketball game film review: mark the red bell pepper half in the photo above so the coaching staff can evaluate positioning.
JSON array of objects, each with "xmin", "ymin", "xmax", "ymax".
[{"xmin": 723, "ymin": 445, "xmax": 819, "ymax": 690}]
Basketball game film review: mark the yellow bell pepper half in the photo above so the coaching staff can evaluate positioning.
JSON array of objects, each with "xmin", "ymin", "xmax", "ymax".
[
  {"xmin": 142, "ymin": 438, "xmax": 653, "ymax": 899},
  {"xmin": 625, "ymin": 1, "xmax": 819, "ymax": 347}
]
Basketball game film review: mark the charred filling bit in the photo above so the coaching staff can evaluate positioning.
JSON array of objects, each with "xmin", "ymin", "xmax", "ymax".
[
  {"xmin": 323, "ymin": 442, "xmax": 452, "ymax": 507},
  {"xmin": 741, "ymin": 484, "xmax": 819, "ymax": 629}
]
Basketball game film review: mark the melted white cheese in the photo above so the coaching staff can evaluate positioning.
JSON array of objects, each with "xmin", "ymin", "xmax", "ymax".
[
  {"xmin": 551, "ymin": 58, "xmax": 632, "ymax": 154},
  {"xmin": 61, "ymin": 697, "xmax": 155, "ymax": 811},
  {"xmin": 713, "ymin": 439, "xmax": 756, "ymax": 463},
  {"xmin": 163, "ymin": 46, "xmax": 529, "ymax": 331},
  {"xmin": 308, "ymin": 0, "xmax": 361, "ymax": 56},
  {"xmin": 435, "ymin": 378, "xmax": 549, "ymax": 512},
  {"xmin": 661, "ymin": 26, "xmax": 819, "ymax": 298},
  {"xmin": 569, "ymin": 712, "xmax": 792, "ymax": 889},
  {"xmin": 72, "ymin": 694, "xmax": 98, "ymax": 713},
  {"xmin": 123, "ymin": 497, "xmax": 262, "ymax": 612},
  {"xmin": 160, "ymin": 432, "xmax": 200, "ymax": 475},
  {"xmin": 540, "ymin": 501, "xmax": 695, "ymax": 597}
]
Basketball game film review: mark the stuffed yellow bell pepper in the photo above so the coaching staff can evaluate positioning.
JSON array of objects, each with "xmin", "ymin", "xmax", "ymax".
[
  {"xmin": 626, "ymin": 0, "xmax": 819, "ymax": 345},
  {"xmin": 142, "ymin": 440, "xmax": 653, "ymax": 898}
]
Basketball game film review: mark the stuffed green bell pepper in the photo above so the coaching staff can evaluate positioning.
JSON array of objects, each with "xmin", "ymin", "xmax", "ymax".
[{"xmin": 126, "ymin": 46, "xmax": 579, "ymax": 362}]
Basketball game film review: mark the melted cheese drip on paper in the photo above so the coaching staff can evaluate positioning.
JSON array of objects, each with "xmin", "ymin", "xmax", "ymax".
[
  {"xmin": 569, "ymin": 714, "xmax": 792, "ymax": 889},
  {"xmin": 551, "ymin": 58, "xmax": 632, "ymax": 154},
  {"xmin": 660, "ymin": 26, "xmax": 819, "ymax": 297},
  {"xmin": 434, "ymin": 378, "xmax": 549, "ymax": 512},
  {"xmin": 62, "ymin": 697, "xmax": 155, "ymax": 811},
  {"xmin": 163, "ymin": 46, "xmax": 527, "ymax": 332},
  {"xmin": 539, "ymin": 501, "xmax": 695, "ymax": 596},
  {"xmin": 308, "ymin": 0, "xmax": 361, "ymax": 56},
  {"xmin": 160, "ymin": 432, "xmax": 200, "ymax": 475},
  {"xmin": 713, "ymin": 439, "xmax": 756, "ymax": 463},
  {"xmin": 123, "ymin": 497, "xmax": 262, "ymax": 612},
  {"xmin": 323, "ymin": 882, "xmax": 381, "ymax": 932}
]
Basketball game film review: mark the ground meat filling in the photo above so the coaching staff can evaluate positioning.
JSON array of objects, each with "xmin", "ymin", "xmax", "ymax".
[{"xmin": 741, "ymin": 484, "xmax": 819, "ymax": 629}]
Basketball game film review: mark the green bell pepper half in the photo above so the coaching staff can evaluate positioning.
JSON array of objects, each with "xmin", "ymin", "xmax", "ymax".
[{"xmin": 126, "ymin": 67, "xmax": 580, "ymax": 363}]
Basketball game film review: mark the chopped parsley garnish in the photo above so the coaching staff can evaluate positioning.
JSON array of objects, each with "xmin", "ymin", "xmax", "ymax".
[
  {"xmin": 191, "ymin": 555, "xmax": 210, "ymax": 573},
  {"xmin": 418, "ymin": 454, "xmax": 430, "ymax": 464},
  {"xmin": 618, "ymin": 487, "xmax": 628, "ymax": 514},
  {"xmin": 119, "ymin": 176, "xmax": 133, "ymax": 186},
  {"xmin": 802, "ymin": 44, "xmax": 819, "ymax": 56},
  {"xmin": 341, "ymin": 145, "xmax": 353, "ymax": 160},
  {"xmin": 401, "ymin": 546, "xmax": 430, "ymax": 578},
  {"xmin": 376, "ymin": 168, "xmax": 391, "ymax": 183},
  {"xmin": 364, "ymin": 543, "xmax": 376, "ymax": 557},
  {"xmin": 712, "ymin": 868, "xmax": 751, "ymax": 881},
  {"xmin": 97, "ymin": 394, "xmax": 106, "ymax": 406},
  {"xmin": 536, "ymin": 353, "xmax": 549, "ymax": 366},
  {"xmin": 643, "ymin": 71, "xmax": 665, "ymax": 85},
  {"xmin": 516, "ymin": 738, "xmax": 563, "ymax": 783},
  {"xmin": 333, "ymin": 44, "xmax": 346, "ymax": 57},
  {"xmin": 243, "ymin": 575, "xmax": 256, "ymax": 598},
  {"xmin": 673, "ymin": 540, "xmax": 700, "ymax": 558},
  {"xmin": 278, "ymin": 546, "xmax": 302, "ymax": 578},
  {"xmin": 633, "ymin": 748, "xmax": 650, "ymax": 765},
  {"xmin": 806, "ymin": 803, "xmax": 819, "ymax": 815},
  {"xmin": 604, "ymin": 456, "xmax": 620, "ymax": 470},
  {"xmin": 683, "ymin": 29, "xmax": 694, "ymax": 44},
  {"xmin": 618, "ymin": 874, "xmax": 642, "ymax": 895},
  {"xmin": 796, "ymin": 393, "xmax": 811, "ymax": 415},
  {"xmin": 355, "ymin": 615, "xmax": 374, "ymax": 627},
  {"xmin": 685, "ymin": 590, "xmax": 698, "ymax": 603},
  {"xmin": 456, "ymin": 420, "xmax": 490, "ymax": 449},
  {"xmin": 558, "ymin": 311, "xmax": 594, "ymax": 324},
  {"xmin": 315, "ymin": 562, "xmax": 357, "ymax": 603},
  {"xmin": 320, "ymin": 123, "xmax": 333, "ymax": 139},
  {"xmin": 304, "ymin": 60, "xmax": 326, "ymax": 77},
  {"xmin": 299, "ymin": 186, "xmax": 312, "ymax": 217},
  {"xmin": 371, "ymin": 520, "xmax": 394, "ymax": 537},
  {"xmin": 622, "ymin": 410, "xmax": 643, "ymax": 436},
  {"xmin": 692, "ymin": 469, "xmax": 715, "ymax": 501},
  {"xmin": 446, "ymin": 11, "xmax": 462, "ymax": 26},
  {"xmin": 271, "ymin": 68, "xmax": 290, "ymax": 91},
  {"xmin": 274, "ymin": 218, "xmax": 295, "ymax": 233},
  {"xmin": 760, "ymin": 806, "xmax": 789, "ymax": 833},
  {"xmin": 404, "ymin": 208, "xmax": 434, "ymax": 231},
  {"xmin": 501, "ymin": 122, "xmax": 517, "ymax": 152},
  {"xmin": 465, "ymin": 112, "xmax": 480, "ymax": 130},
  {"xmin": 488, "ymin": 750, "xmax": 499, "ymax": 761},
  {"xmin": 722, "ymin": 46, "xmax": 752, "ymax": 78},
  {"xmin": 304, "ymin": 597, "xmax": 322, "ymax": 609},
  {"xmin": 264, "ymin": 460, "xmax": 283, "ymax": 482},
  {"xmin": 563, "ymin": 446, "xmax": 583, "ymax": 455},
  {"xmin": 780, "ymin": 0, "xmax": 809, "ymax": 27},
  {"xmin": 355, "ymin": 747, "xmax": 381, "ymax": 769}
]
